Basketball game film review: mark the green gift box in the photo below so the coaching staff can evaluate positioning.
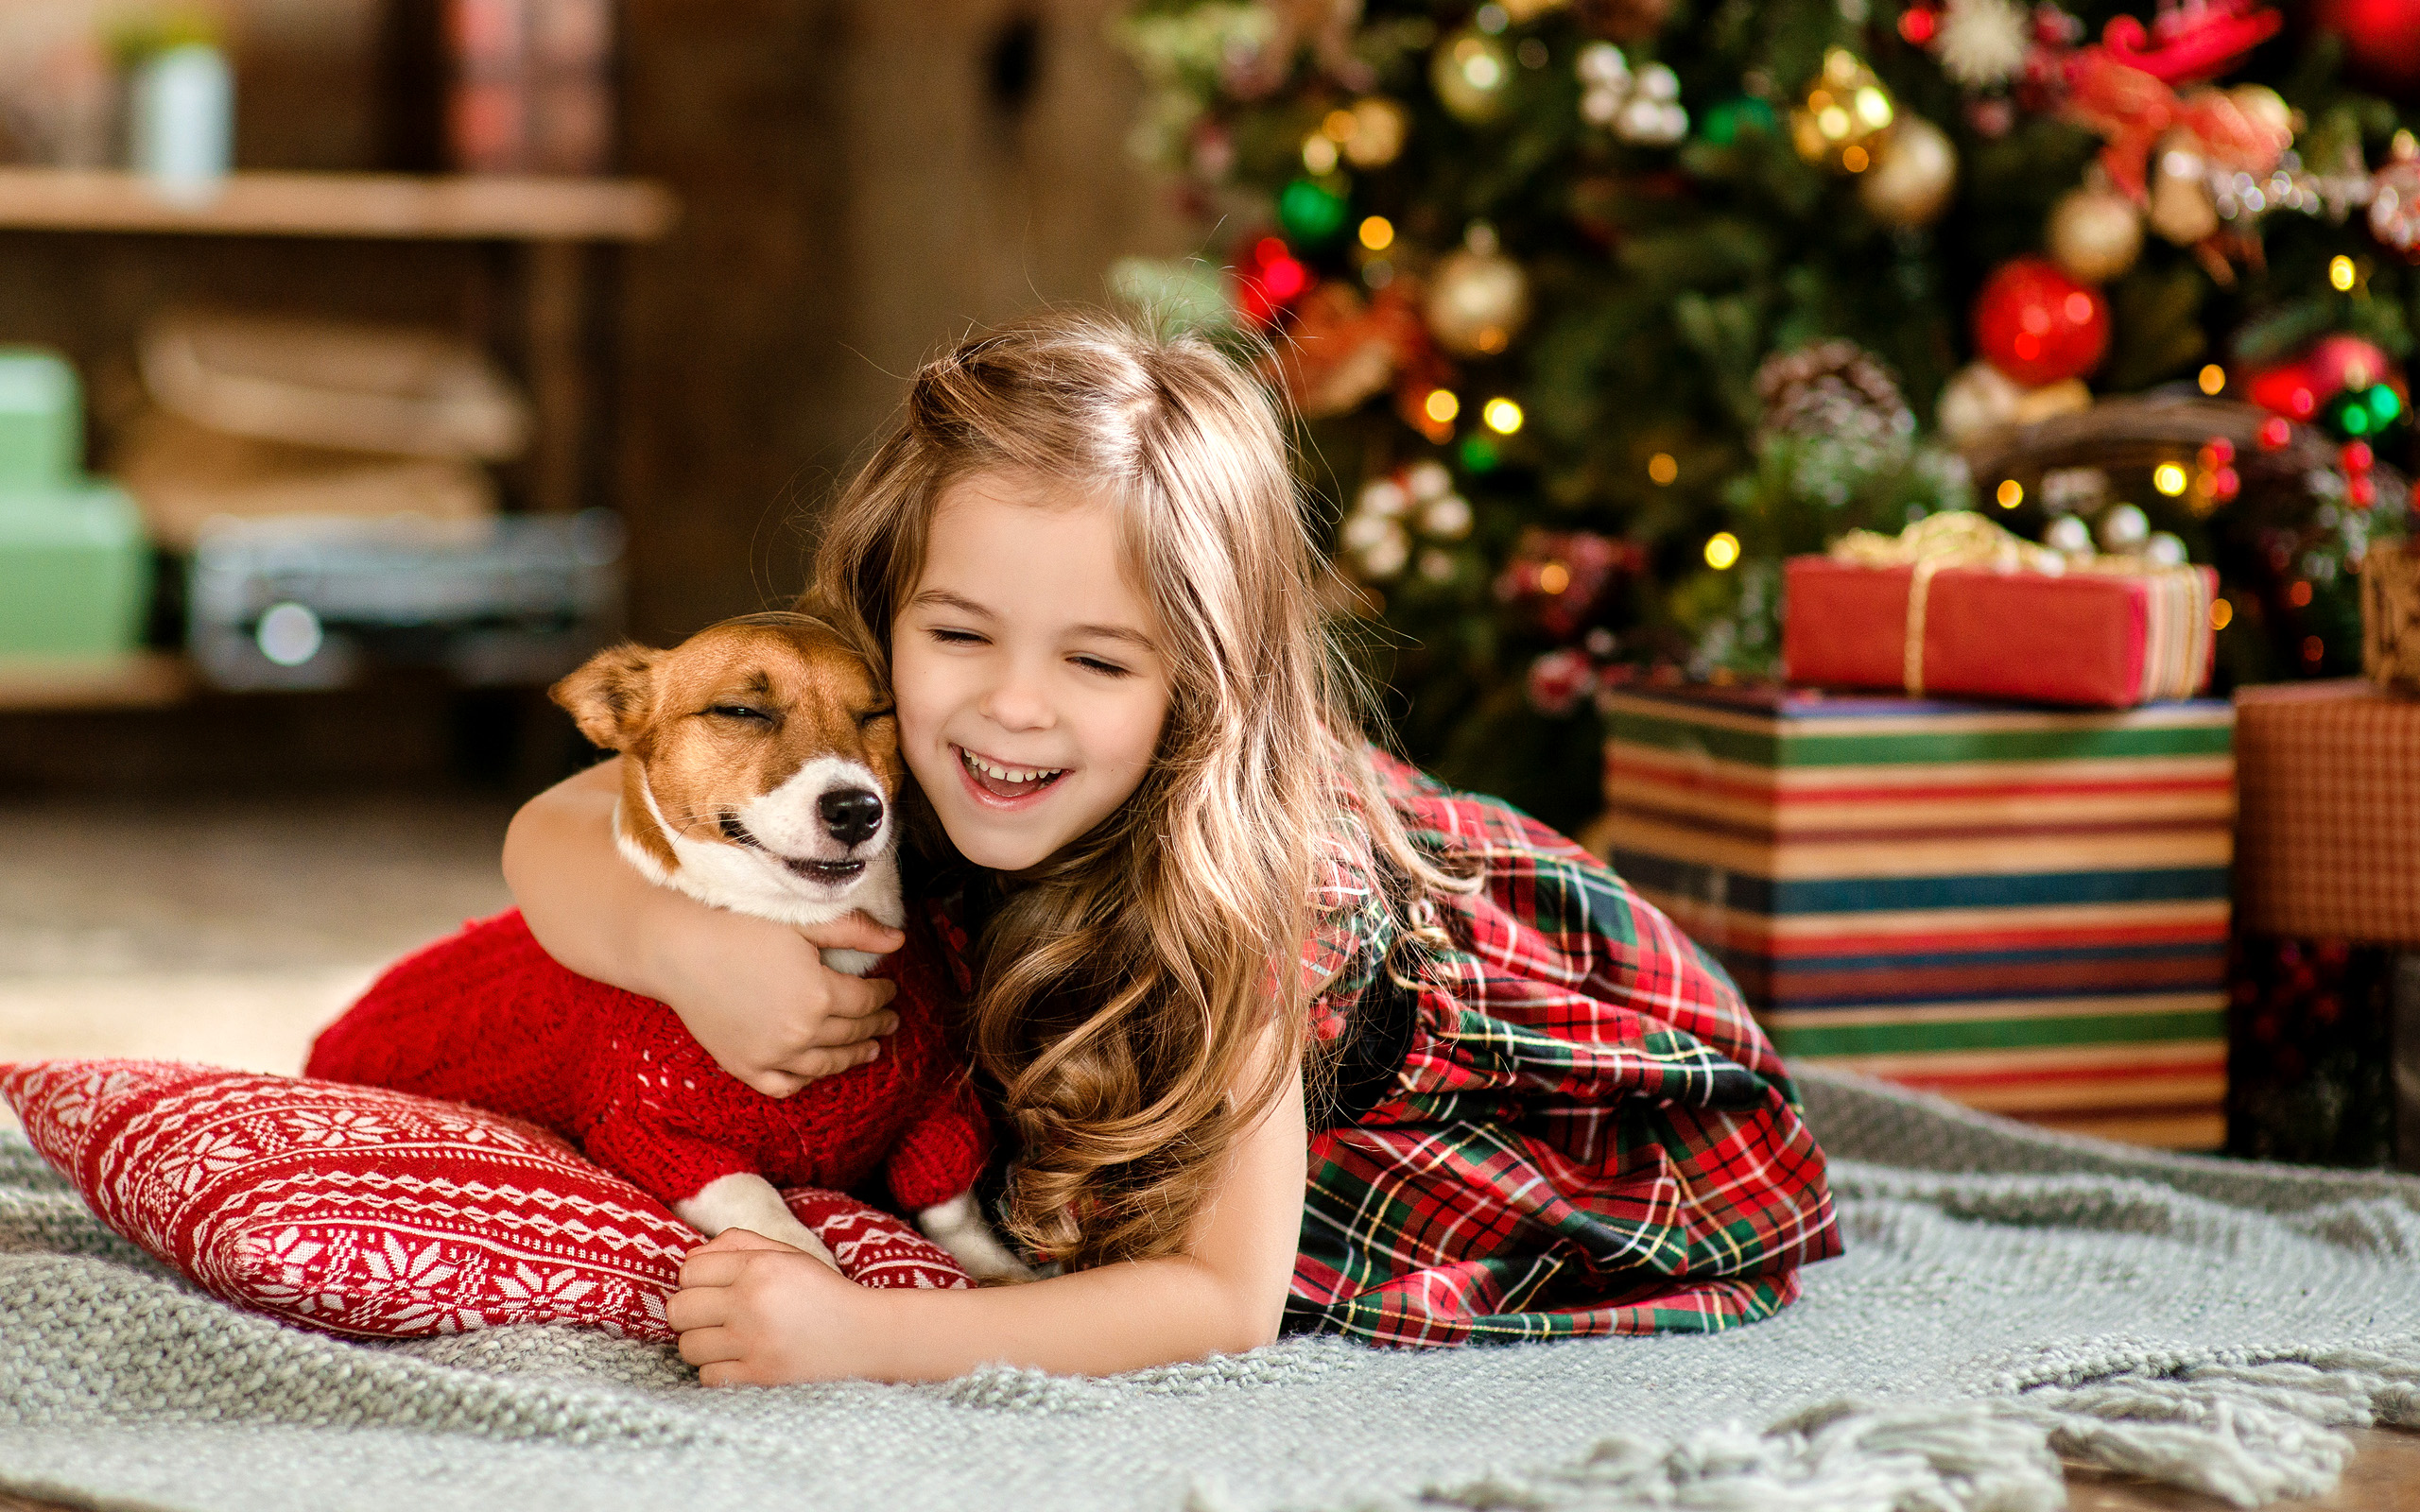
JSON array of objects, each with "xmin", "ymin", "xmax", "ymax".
[
  {"xmin": 0, "ymin": 486, "xmax": 153, "ymax": 656},
  {"xmin": 0, "ymin": 349, "xmax": 83, "ymax": 490}
]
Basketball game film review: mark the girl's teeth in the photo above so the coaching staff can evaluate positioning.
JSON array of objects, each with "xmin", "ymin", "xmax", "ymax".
[{"xmin": 963, "ymin": 749, "xmax": 1062, "ymax": 784}]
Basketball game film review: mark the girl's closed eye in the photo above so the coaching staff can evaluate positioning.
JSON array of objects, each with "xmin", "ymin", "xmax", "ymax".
[{"xmin": 1072, "ymin": 656, "xmax": 1131, "ymax": 678}]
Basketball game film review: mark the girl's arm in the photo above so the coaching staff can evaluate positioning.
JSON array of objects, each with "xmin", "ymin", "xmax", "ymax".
[
  {"xmin": 501, "ymin": 758, "xmax": 906, "ymax": 1097},
  {"xmin": 669, "ymin": 1022, "xmax": 1309, "ymax": 1382}
]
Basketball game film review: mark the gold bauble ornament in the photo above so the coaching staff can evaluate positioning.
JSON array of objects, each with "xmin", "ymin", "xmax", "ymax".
[
  {"xmin": 1857, "ymin": 114, "xmax": 1957, "ymax": 226},
  {"xmin": 1936, "ymin": 360, "xmax": 2022, "ymax": 443},
  {"xmin": 1338, "ymin": 95, "xmax": 1408, "ymax": 168},
  {"xmin": 2048, "ymin": 182, "xmax": 2143, "ymax": 283},
  {"xmin": 1431, "ymin": 28, "xmax": 1514, "ymax": 125},
  {"xmin": 1789, "ymin": 48, "xmax": 1895, "ymax": 172},
  {"xmin": 2012, "ymin": 377, "xmax": 2092, "ymax": 424},
  {"xmin": 2228, "ymin": 84, "xmax": 2294, "ymax": 145},
  {"xmin": 1424, "ymin": 227, "xmax": 1531, "ymax": 357},
  {"xmin": 2149, "ymin": 135, "xmax": 2219, "ymax": 245}
]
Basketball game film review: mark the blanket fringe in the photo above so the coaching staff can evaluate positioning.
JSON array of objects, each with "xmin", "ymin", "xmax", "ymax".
[{"xmin": 1367, "ymin": 1340, "xmax": 2420, "ymax": 1512}]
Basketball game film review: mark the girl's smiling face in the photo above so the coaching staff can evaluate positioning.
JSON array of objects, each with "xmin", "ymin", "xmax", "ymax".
[{"xmin": 890, "ymin": 470, "xmax": 1172, "ymax": 872}]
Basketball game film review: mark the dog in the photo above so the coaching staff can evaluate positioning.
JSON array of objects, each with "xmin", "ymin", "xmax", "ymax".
[{"xmin": 308, "ymin": 612, "xmax": 1028, "ymax": 1282}]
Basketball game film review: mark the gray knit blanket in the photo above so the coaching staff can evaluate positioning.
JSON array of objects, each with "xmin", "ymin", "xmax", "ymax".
[{"xmin": 3, "ymin": 1066, "xmax": 2416, "ymax": 1512}]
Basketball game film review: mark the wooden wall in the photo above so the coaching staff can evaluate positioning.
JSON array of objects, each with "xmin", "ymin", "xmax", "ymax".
[
  {"xmin": 0, "ymin": 0, "xmax": 1194, "ymax": 791},
  {"xmin": 614, "ymin": 0, "xmax": 1193, "ymax": 640}
]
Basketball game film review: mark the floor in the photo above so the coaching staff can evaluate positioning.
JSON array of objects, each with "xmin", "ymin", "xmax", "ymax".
[
  {"xmin": 0, "ymin": 794, "xmax": 515, "ymax": 1125},
  {"xmin": 0, "ymin": 799, "xmax": 2411, "ymax": 1510}
]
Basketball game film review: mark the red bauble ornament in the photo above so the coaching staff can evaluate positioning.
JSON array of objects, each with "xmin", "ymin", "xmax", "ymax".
[
  {"xmin": 2247, "ymin": 361, "xmax": 2325, "ymax": 421},
  {"xmin": 2308, "ymin": 0, "xmax": 2420, "ymax": 101},
  {"xmin": 1972, "ymin": 258, "xmax": 2111, "ymax": 387},
  {"xmin": 1233, "ymin": 234, "xmax": 1313, "ymax": 330}
]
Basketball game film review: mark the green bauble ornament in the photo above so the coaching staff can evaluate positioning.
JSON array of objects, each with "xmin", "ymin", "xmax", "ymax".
[
  {"xmin": 1698, "ymin": 95, "xmax": 1777, "ymax": 146},
  {"xmin": 1277, "ymin": 178, "xmax": 1349, "ymax": 245}
]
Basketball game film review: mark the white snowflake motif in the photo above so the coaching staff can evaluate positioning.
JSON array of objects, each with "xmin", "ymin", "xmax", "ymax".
[
  {"xmin": 47, "ymin": 1067, "xmax": 142, "ymax": 1131},
  {"xmin": 489, "ymin": 1261, "xmax": 597, "ymax": 1315},
  {"xmin": 434, "ymin": 1114, "xmax": 502, "ymax": 1145},
  {"xmin": 152, "ymin": 1128, "xmax": 256, "ymax": 1197},
  {"xmin": 360, "ymin": 1233, "xmax": 481, "ymax": 1332},
  {"xmin": 279, "ymin": 1107, "xmax": 400, "ymax": 1149},
  {"xmin": 430, "ymin": 1113, "xmax": 548, "ymax": 1155},
  {"xmin": 235, "ymin": 1227, "xmax": 350, "ymax": 1318}
]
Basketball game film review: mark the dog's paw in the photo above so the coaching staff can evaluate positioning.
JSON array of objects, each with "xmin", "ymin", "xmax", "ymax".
[{"xmin": 917, "ymin": 1193, "xmax": 1038, "ymax": 1283}]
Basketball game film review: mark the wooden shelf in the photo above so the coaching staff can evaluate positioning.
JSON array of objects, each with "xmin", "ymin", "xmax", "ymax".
[
  {"xmin": 0, "ymin": 652, "xmax": 195, "ymax": 712},
  {"xmin": 0, "ymin": 169, "xmax": 676, "ymax": 243}
]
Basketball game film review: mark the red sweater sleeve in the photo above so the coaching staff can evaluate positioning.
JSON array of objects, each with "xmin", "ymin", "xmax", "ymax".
[{"xmin": 880, "ymin": 1075, "xmax": 991, "ymax": 1212}]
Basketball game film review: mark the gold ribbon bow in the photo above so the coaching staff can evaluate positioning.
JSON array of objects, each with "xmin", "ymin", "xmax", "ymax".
[{"xmin": 1828, "ymin": 510, "xmax": 2204, "ymax": 699}]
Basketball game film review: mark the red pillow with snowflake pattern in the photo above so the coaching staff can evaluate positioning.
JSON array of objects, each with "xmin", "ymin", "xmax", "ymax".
[{"xmin": 0, "ymin": 1059, "xmax": 968, "ymax": 1342}]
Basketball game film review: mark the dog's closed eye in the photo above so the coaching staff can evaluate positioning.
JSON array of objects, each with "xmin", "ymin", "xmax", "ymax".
[
  {"xmin": 856, "ymin": 706, "xmax": 895, "ymax": 727},
  {"xmin": 707, "ymin": 704, "xmax": 776, "ymax": 724}
]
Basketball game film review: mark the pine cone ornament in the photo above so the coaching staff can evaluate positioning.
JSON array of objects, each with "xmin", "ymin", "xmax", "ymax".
[
  {"xmin": 1754, "ymin": 340, "xmax": 1913, "ymax": 442},
  {"xmin": 1577, "ymin": 0, "xmax": 1672, "ymax": 44}
]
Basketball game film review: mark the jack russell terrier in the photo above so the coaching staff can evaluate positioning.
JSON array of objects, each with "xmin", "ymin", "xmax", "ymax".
[{"xmin": 309, "ymin": 611, "xmax": 1028, "ymax": 1282}]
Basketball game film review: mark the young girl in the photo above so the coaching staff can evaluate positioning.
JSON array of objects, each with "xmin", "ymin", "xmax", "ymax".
[{"xmin": 503, "ymin": 311, "xmax": 1841, "ymax": 1384}]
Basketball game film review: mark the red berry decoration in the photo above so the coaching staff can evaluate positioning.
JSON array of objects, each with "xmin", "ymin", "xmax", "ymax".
[{"xmin": 1972, "ymin": 258, "xmax": 2110, "ymax": 387}]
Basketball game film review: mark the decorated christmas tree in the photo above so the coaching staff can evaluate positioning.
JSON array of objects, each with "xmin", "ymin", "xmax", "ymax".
[{"xmin": 1114, "ymin": 0, "xmax": 2418, "ymax": 830}]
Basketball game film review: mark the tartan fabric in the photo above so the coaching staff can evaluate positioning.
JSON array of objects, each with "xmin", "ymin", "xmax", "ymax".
[
  {"xmin": 2234, "ymin": 681, "xmax": 2420, "ymax": 948},
  {"xmin": 1282, "ymin": 750, "xmax": 1841, "ymax": 1348}
]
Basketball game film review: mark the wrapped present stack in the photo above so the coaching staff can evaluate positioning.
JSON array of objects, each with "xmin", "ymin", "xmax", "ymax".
[
  {"xmin": 1590, "ymin": 511, "xmax": 2237, "ymax": 1148},
  {"xmin": 0, "ymin": 349, "xmax": 151, "ymax": 660},
  {"xmin": 1594, "ymin": 687, "xmax": 2235, "ymax": 1149}
]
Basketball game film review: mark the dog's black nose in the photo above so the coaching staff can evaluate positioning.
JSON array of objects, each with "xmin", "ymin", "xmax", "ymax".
[{"xmin": 819, "ymin": 787, "xmax": 884, "ymax": 847}]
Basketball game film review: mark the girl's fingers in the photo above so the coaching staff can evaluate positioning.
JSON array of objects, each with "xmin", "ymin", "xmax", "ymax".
[
  {"xmin": 773, "ymin": 1040, "xmax": 882, "ymax": 1082},
  {"xmin": 821, "ymin": 976, "xmax": 900, "ymax": 1020},
  {"xmin": 665, "ymin": 1285, "xmax": 729, "ymax": 1332},
  {"xmin": 677, "ymin": 1249, "xmax": 752, "ymax": 1288},
  {"xmin": 795, "ymin": 910, "xmax": 906, "ymax": 958},
  {"xmin": 677, "ymin": 1326, "xmax": 746, "ymax": 1368},
  {"xmin": 810, "ymin": 1009, "xmax": 900, "ymax": 1048},
  {"xmin": 732, "ymin": 1066, "xmax": 806, "ymax": 1100}
]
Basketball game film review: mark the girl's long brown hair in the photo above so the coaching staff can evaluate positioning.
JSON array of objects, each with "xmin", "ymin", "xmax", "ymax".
[{"xmin": 804, "ymin": 309, "xmax": 1464, "ymax": 1270}]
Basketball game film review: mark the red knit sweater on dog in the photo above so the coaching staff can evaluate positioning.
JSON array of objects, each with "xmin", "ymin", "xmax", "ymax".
[{"xmin": 305, "ymin": 909, "xmax": 990, "ymax": 1215}]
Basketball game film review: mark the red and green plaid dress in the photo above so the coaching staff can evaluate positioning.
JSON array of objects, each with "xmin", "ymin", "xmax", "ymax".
[
  {"xmin": 927, "ymin": 749, "xmax": 1840, "ymax": 1349},
  {"xmin": 1279, "ymin": 749, "xmax": 1841, "ymax": 1348}
]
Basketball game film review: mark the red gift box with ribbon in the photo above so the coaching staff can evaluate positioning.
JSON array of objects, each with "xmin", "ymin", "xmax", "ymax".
[{"xmin": 1783, "ymin": 513, "xmax": 2219, "ymax": 708}]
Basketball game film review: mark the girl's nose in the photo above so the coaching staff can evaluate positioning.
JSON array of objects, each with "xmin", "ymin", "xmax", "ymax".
[{"xmin": 977, "ymin": 665, "xmax": 1054, "ymax": 731}]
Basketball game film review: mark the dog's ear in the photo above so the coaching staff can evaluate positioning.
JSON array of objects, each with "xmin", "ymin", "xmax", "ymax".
[{"xmin": 551, "ymin": 643, "xmax": 663, "ymax": 752}]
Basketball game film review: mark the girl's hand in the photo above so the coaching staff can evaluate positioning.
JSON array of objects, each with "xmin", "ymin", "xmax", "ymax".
[
  {"xmin": 505, "ymin": 759, "xmax": 905, "ymax": 1098},
  {"xmin": 641, "ymin": 891, "xmax": 905, "ymax": 1097},
  {"xmin": 671, "ymin": 1228, "xmax": 884, "ymax": 1384}
]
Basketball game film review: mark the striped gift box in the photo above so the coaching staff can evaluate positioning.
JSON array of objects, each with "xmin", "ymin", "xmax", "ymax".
[{"xmin": 1588, "ymin": 686, "xmax": 2236, "ymax": 1149}]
